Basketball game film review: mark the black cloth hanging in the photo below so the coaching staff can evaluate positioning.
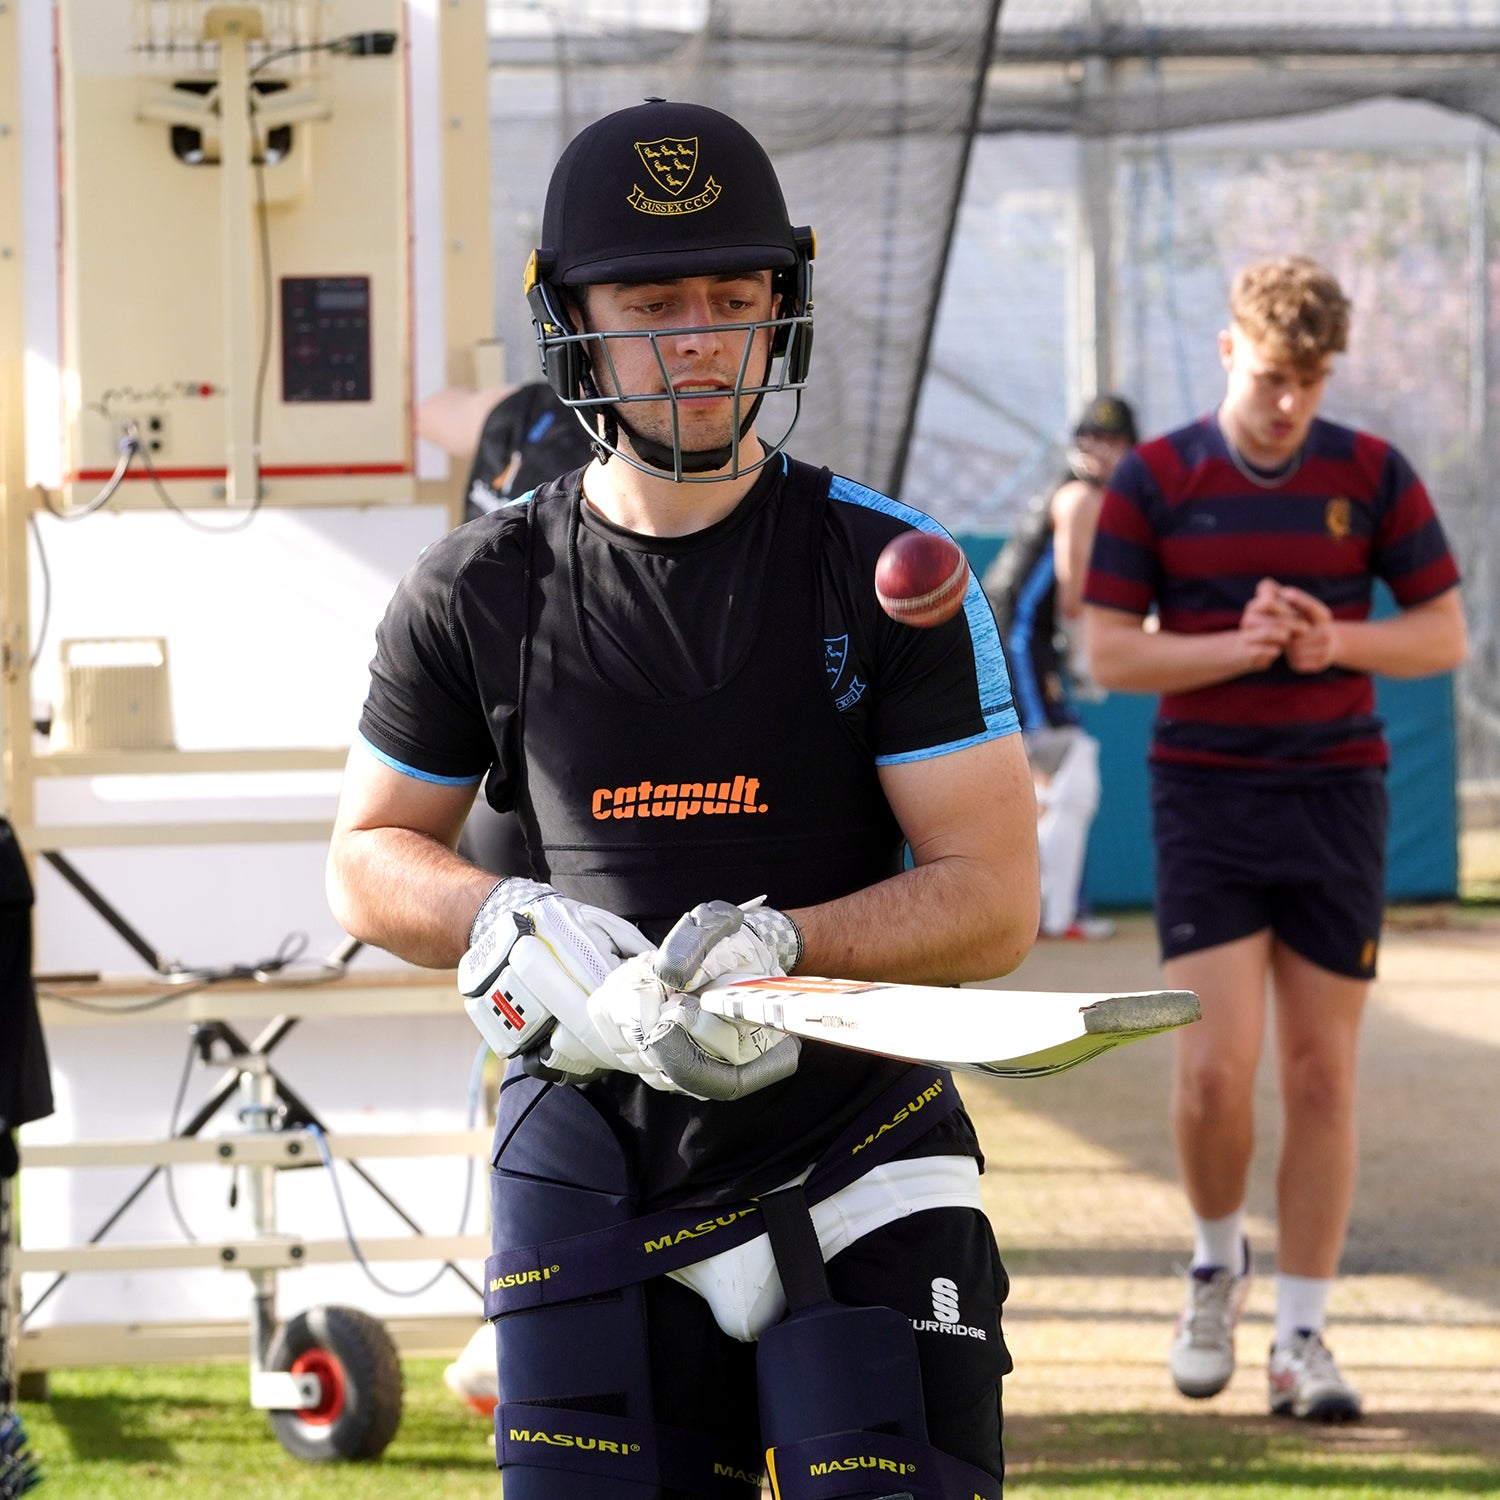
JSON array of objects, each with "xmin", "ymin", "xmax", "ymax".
[{"xmin": 0, "ymin": 819, "xmax": 52, "ymax": 1177}]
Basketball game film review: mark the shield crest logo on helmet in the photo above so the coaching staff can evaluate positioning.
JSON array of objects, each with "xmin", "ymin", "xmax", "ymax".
[
  {"xmin": 635, "ymin": 137, "xmax": 699, "ymax": 196},
  {"xmin": 628, "ymin": 136, "xmax": 721, "ymax": 217}
]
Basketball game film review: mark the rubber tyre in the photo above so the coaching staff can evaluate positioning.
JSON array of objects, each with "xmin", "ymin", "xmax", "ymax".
[{"xmin": 265, "ymin": 1304, "xmax": 403, "ymax": 1461}]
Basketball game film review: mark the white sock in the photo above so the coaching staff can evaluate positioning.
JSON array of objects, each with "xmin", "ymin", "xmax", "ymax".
[
  {"xmin": 1191, "ymin": 1210, "xmax": 1246, "ymax": 1274},
  {"xmin": 1275, "ymin": 1274, "xmax": 1332, "ymax": 1349}
]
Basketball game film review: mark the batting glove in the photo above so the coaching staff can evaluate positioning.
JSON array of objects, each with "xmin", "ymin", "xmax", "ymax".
[
  {"xmin": 628, "ymin": 899, "xmax": 803, "ymax": 1101},
  {"xmin": 458, "ymin": 878, "xmax": 652, "ymax": 1083}
]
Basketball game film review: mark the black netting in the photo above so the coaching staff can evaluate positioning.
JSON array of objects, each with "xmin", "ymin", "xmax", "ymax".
[
  {"xmin": 488, "ymin": 0, "xmax": 1001, "ymax": 493},
  {"xmin": 910, "ymin": 111, "xmax": 1500, "ymax": 821},
  {"xmin": 486, "ymin": 1, "xmax": 1500, "ymax": 837}
]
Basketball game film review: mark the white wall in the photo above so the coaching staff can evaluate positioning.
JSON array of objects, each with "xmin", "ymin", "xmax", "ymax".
[{"xmin": 27, "ymin": 505, "xmax": 449, "ymax": 978}]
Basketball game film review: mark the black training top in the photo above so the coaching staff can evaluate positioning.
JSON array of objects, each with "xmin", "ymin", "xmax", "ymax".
[
  {"xmin": 359, "ymin": 454, "xmax": 1020, "ymax": 1207},
  {"xmin": 463, "ymin": 383, "xmax": 598, "ymax": 521}
]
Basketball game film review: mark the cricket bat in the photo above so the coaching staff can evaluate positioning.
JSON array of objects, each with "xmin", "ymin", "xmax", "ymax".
[{"xmin": 694, "ymin": 976, "xmax": 1200, "ymax": 1079}]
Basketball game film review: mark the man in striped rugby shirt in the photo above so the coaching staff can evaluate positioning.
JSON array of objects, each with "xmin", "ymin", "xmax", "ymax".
[{"xmin": 1082, "ymin": 256, "xmax": 1466, "ymax": 1422}]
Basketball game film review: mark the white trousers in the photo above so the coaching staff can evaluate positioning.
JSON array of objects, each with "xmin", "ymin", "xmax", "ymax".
[{"xmin": 1030, "ymin": 726, "xmax": 1101, "ymax": 935}]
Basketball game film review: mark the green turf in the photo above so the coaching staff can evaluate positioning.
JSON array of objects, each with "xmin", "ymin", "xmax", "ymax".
[
  {"xmin": 14, "ymin": 1359, "xmax": 497, "ymax": 1498},
  {"xmin": 14, "ymin": 1363, "xmax": 1499, "ymax": 1497},
  {"xmin": 1007, "ymin": 1409, "xmax": 1500, "ymax": 1498}
]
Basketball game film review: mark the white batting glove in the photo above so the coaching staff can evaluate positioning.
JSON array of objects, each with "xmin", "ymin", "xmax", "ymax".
[
  {"xmin": 582, "ymin": 943, "xmax": 792, "ymax": 1101},
  {"xmin": 465, "ymin": 877, "xmax": 648, "ymax": 959},
  {"xmin": 654, "ymin": 990, "xmax": 792, "ymax": 1070},
  {"xmin": 652, "ymin": 901, "xmax": 793, "ymax": 1064},
  {"xmin": 585, "ymin": 900, "xmax": 783, "ymax": 1067},
  {"xmin": 458, "ymin": 878, "xmax": 652, "ymax": 1083},
  {"xmin": 583, "ymin": 954, "xmax": 702, "ymax": 1095}
]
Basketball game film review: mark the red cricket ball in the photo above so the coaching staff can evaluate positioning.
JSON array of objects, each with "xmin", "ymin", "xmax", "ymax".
[{"xmin": 874, "ymin": 529, "xmax": 970, "ymax": 628}]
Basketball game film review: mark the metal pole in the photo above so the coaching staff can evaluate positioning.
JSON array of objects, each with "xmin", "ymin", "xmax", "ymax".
[
  {"xmin": 1467, "ymin": 139, "xmax": 1491, "ymax": 660},
  {"xmin": 207, "ymin": 7, "xmax": 264, "ymax": 507},
  {"xmin": 1072, "ymin": 0, "xmax": 1115, "ymax": 410},
  {"xmin": 239, "ymin": 1059, "xmax": 280, "ymax": 1369}
]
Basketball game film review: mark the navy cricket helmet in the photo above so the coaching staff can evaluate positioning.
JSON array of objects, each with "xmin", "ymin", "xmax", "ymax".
[{"xmin": 523, "ymin": 99, "xmax": 815, "ymax": 480}]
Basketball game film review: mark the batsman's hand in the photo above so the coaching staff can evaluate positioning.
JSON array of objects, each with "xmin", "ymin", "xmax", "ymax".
[
  {"xmin": 632, "ymin": 899, "xmax": 803, "ymax": 1101},
  {"xmin": 582, "ymin": 955, "xmax": 706, "ymax": 1095},
  {"xmin": 458, "ymin": 877, "xmax": 653, "ymax": 1083}
]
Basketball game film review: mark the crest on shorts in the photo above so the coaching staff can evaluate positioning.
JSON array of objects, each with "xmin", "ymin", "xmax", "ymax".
[
  {"xmin": 629, "ymin": 137, "xmax": 722, "ymax": 216},
  {"xmin": 1325, "ymin": 497, "xmax": 1352, "ymax": 540}
]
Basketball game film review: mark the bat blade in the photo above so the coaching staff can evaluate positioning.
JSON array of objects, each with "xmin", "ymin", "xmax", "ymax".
[{"xmin": 696, "ymin": 977, "xmax": 1200, "ymax": 1079}]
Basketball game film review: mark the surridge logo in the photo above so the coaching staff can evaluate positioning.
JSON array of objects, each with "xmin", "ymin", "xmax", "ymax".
[
  {"xmin": 910, "ymin": 1274, "xmax": 988, "ymax": 1340},
  {"xmin": 629, "ymin": 135, "xmax": 722, "ymax": 216},
  {"xmin": 931, "ymin": 1276, "xmax": 961, "ymax": 1323}
]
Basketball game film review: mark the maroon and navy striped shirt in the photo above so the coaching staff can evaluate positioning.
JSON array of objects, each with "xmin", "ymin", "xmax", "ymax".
[{"xmin": 1084, "ymin": 413, "xmax": 1460, "ymax": 778}]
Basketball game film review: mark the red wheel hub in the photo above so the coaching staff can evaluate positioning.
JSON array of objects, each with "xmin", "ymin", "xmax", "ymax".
[{"xmin": 289, "ymin": 1347, "xmax": 347, "ymax": 1425}]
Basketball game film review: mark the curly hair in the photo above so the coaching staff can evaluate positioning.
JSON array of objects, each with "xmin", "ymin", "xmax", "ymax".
[{"xmin": 1229, "ymin": 256, "xmax": 1350, "ymax": 367}]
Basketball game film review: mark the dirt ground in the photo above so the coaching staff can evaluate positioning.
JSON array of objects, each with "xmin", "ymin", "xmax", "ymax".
[{"xmin": 961, "ymin": 906, "xmax": 1500, "ymax": 1464}]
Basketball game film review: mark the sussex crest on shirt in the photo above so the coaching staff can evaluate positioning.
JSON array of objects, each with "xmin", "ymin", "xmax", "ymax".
[
  {"xmin": 1325, "ymin": 497, "xmax": 1352, "ymax": 540},
  {"xmin": 824, "ymin": 635, "xmax": 866, "ymax": 712}
]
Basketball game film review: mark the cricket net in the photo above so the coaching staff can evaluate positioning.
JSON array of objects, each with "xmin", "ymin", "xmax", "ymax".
[{"xmin": 485, "ymin": 0, "xmax": 1500, "ymax": 835}]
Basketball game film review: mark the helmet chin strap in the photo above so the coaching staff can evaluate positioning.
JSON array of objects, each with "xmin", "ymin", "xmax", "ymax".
[{"xmin": 615, "ymin": 393, "xmax": 767, "ymax": 475}]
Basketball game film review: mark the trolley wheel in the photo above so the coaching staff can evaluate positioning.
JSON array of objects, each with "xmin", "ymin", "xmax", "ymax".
[{"xmin": 265, "ymin": 1304, "xmax": 403, "ymax": 1461}]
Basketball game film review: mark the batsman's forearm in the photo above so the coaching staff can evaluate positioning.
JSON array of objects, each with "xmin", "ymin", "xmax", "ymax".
[
  {"xmin": 326, "ymin": 826, "xmax": 495, "ymax": 968},
  {"xmin": 790, "ymin": 855, "xmax": 1035, "ymax": 987}
]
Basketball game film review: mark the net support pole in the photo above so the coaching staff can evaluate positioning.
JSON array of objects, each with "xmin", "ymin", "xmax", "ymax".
[
  {"xmin": 1072, "ymin": 5, "xmax": 1116, "ymax": 409},
  {"xmin": 890, "ymin": 0, "xmax": 1005, "ymax": 499}
]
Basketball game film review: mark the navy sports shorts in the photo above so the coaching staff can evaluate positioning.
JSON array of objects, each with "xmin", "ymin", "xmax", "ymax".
[{"xmin": 1150, "ymin": 766, "xmax": 1388, "ymax": 979}]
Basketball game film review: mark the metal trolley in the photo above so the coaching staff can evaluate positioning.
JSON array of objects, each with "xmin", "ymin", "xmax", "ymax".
[{"xmin": 13, "ymin": 972, "xmax": 490, "ymax": 1462}]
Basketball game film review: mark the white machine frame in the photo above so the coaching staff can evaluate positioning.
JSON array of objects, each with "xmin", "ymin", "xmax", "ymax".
[
  {"xmin": 16, "ymin": 970, "xmax": 488, "ymax": 1383},
  {"xmin": 0, "ymin": 1, "xmax": 496, "ymax": 1426}
]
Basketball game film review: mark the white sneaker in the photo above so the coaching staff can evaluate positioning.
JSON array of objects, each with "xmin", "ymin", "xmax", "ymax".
[
  {"xmin": 1168, "ymin": 1246, "xmax": 1251, "ymax": 1399},
  {"xmin": 1041, "ymin": 915, "xmax": 1116, "ymax": 941},
  {"xmin": 1268, "ymin": 1330, "xmax": 1362, "ymax": 1421},
  {"xmin": 442, "ymin": 1323, "xmax": 498, "ymax": 1417}
]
